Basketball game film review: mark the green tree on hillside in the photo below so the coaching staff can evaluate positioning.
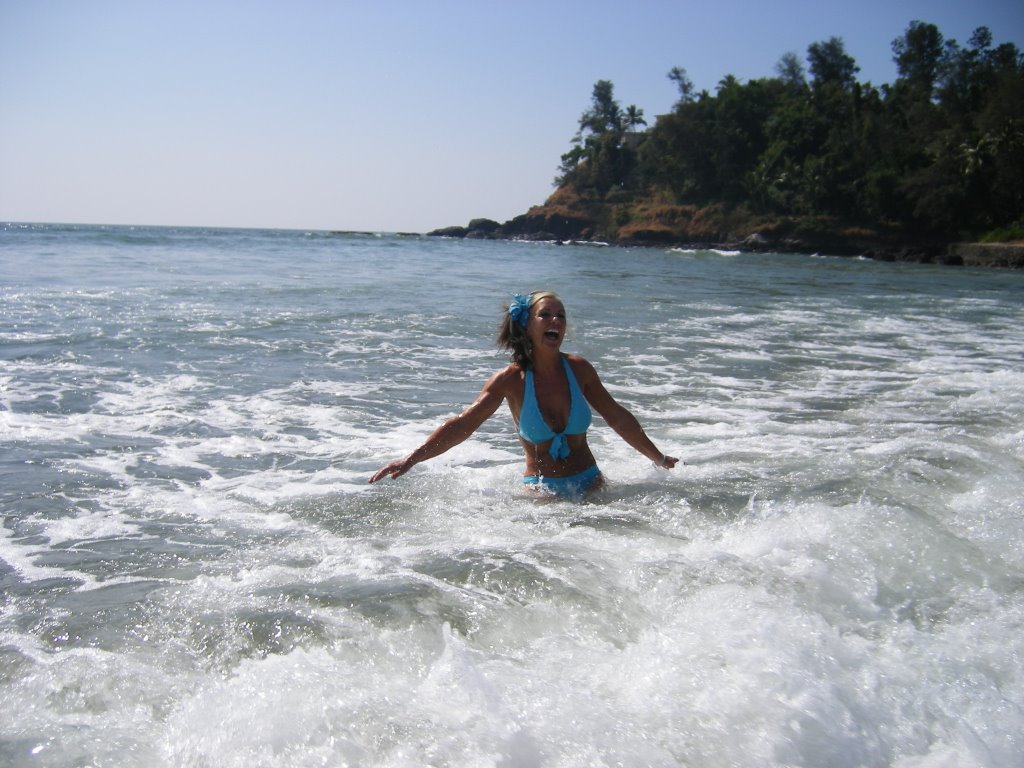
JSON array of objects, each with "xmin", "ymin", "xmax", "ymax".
[
  {"xmin": 668, "ymin": 66, "xmax": 697, "ymax": 105},
  {"xmin": 807, "ymin": 37, "xmax": 860, "ymax": 92},
  {"xmin": 557, "ymin": 80, "xmax": 646, "ymax": 195},
  {"xmin": 893, "ymin": 25, "xmax": 1024, "ymax": 233}
]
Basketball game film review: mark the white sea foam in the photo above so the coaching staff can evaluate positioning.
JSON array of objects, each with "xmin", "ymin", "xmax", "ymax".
[{"xmin": 1, "ymin": 226, "xmax": 1022, "ymax": 766}]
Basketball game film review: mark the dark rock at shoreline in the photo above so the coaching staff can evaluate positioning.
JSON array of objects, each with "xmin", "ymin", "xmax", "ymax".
[
  {"xmin": 467, "ymin": 218, "xmax": 500, "ymax": 233},
  {"xmin": 428, "ymin": 218, "xmax": 504, "ymax": 239},
  {"xmin": 428, "ymin": 225, "xmax": 471, "ymax": 238},
  {"xmin": 949, "ymin": 242, "xmax": 1024, "ymax": 269}
]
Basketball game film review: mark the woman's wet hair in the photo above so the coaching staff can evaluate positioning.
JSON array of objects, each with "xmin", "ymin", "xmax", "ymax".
[{"xmin": 497, "ymin": 290, "xmax": 561, "ymax": 368}]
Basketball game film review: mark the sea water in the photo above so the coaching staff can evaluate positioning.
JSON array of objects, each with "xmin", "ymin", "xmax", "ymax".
[{"xmin": 1, "ymin": 223, "xmax": 1022, "ymax": 767}]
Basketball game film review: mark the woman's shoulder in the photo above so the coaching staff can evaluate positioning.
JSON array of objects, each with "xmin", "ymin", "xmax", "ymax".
[
  {"xmin": 486, "ymin": 363, "xmax": 525, "ymax": 390},
  {"xmin": 563, "ymin": 353, "xmax": 597, "ymax": 376}
]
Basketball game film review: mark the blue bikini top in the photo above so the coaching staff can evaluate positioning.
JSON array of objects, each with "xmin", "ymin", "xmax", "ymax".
[{"xmin": 519, "ymin": 355, "xmax": 592, "ymax": 460}]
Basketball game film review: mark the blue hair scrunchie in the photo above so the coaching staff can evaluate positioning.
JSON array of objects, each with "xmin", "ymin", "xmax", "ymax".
[{"xmin": 508, "ymin": 293, "xmax": 531, "ymax": 328}]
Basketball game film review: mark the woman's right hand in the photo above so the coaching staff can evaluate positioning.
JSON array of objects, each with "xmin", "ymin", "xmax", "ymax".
[
  {"xmin": 369, "ymin": 457, "xmax": 414, "ymax": 484},
  {"xmin": 656, "ymin": 454, "xmax": 680, "ymax": 469}
]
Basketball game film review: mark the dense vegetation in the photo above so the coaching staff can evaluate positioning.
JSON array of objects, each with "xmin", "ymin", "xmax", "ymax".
[{"xmin": 556, "ymin": 21, "xmax": 1024, "ymax": 243}]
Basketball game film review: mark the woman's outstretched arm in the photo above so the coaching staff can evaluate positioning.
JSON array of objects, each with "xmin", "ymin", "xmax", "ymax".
[
  {"xmin": 571, "ymin": 356, "xmax": 679, "ymax": 469},
  {"xmin": 369, "ymin": 369, "xmax": 512, "ymax": 483}
]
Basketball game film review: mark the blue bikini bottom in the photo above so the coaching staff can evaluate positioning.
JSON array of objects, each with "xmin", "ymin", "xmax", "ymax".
[{"xmin": 522, "ymin": 465, "xmax": 602, "ymax": 498}]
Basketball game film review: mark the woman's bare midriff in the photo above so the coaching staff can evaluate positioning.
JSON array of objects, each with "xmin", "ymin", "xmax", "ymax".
[{"xmin": 520, "ymin": 433, "xmax": 597, "ymax": 478}]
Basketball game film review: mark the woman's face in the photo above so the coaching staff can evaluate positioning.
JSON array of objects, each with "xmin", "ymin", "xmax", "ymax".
[{"xmin": 528, "ymin": 296, "xmax": 567, "ymax": 351}]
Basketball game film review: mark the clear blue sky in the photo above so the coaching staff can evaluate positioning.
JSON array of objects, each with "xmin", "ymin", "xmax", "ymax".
[{"xmin": 2, "ymin": 0, "xmax": 1022, "ymax": 233}]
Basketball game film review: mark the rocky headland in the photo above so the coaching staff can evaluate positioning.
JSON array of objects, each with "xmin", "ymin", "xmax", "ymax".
[{"xmin": 429, "ymin": 186, "xmax": 1024, "ymax": 269}]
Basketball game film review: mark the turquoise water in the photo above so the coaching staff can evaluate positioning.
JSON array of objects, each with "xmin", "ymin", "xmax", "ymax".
[{"xmin": 2, "ymin": 223, "xmax": 1023, "ymax": 766}]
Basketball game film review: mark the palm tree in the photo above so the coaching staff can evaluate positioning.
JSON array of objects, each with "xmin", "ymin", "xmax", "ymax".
[{"xmin": 624, "ymin": 104, "xmax": 647, "ymax": 132}]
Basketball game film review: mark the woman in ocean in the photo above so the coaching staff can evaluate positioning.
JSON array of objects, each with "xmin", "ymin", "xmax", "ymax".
[{"xmin": 369, "ymin": 290, "xmax": 678, "ymax": 497}]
